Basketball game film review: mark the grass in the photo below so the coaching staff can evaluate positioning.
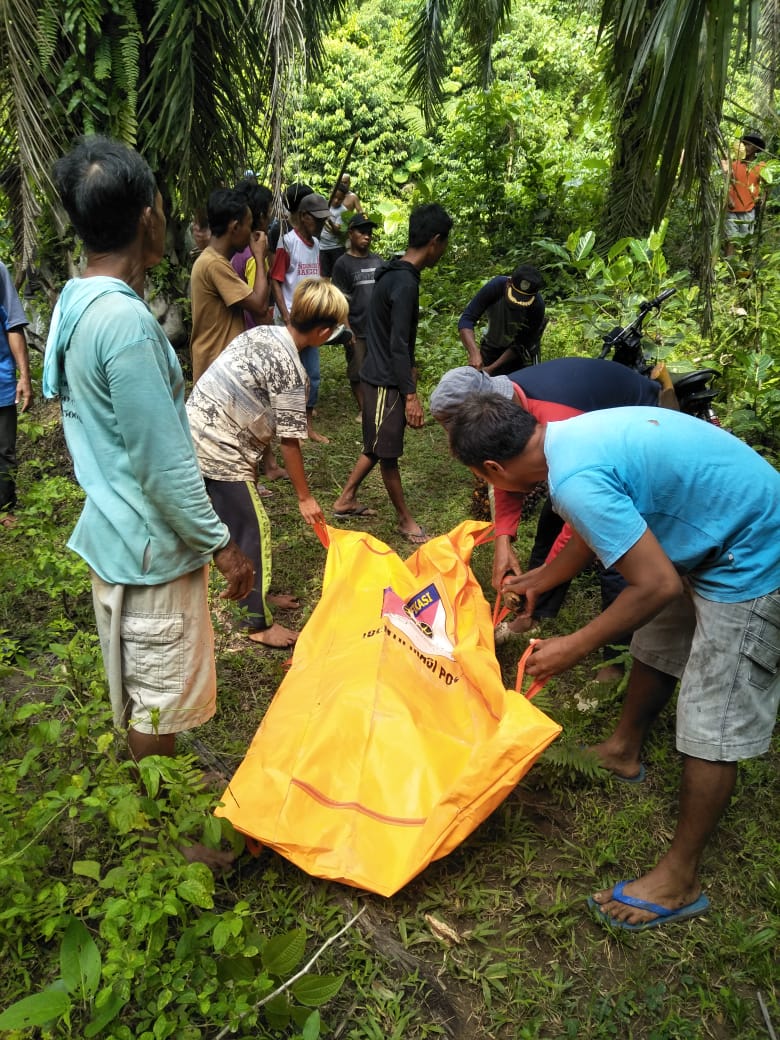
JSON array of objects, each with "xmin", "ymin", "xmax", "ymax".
[{"xmin": 1, "ymin": 343, "xmax": 778, "ymax": 1040}]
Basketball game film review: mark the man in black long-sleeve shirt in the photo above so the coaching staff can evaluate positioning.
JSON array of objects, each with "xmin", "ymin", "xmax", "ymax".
[
  {"xmin": 333, "ymin": 203, "xmax": 452, "ymax": 542},
  {"xmin": 458, "ymin": 265, "xmax": 545, "ymax": 375}
]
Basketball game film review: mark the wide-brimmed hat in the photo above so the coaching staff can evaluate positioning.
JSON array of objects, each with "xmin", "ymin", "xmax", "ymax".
[{"xmin": 429, "ymin": 367, "xmax": 514, "ymax": 421}]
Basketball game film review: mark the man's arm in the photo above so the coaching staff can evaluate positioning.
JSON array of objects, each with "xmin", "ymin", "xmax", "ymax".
[
  {"xmin": 212, "ymin": 234, "xmax": 268, "ymax": 320},
  {"xmin": 458, "ymin": 326, "xmax": 483, "ymax": 369},
  {"xmin": 523, "ymin": 529, "xmax": 683, "ymax": 680},
  {"xmin": 279, "ymin": 437, "xmax": 324, "ymax": 525},
  {"xmin": 8, "ymin": 328, "xmax": 31, "ymax": 412},
  {"xmin": 239, "ymin": 231, "xmax": 269, "ymax": 318},
  {"xmin": 457, "ymin": 277, "xmax": 507, "ymax": 367}
]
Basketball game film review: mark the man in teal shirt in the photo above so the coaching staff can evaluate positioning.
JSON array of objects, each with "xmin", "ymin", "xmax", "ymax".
[
  {"xmin": 44, "ymin": 137, "xmax": 253, "ymax": 868},
  {"xmin": 448, "ymin": 395, "xmax": 780, "ymax": 931}
]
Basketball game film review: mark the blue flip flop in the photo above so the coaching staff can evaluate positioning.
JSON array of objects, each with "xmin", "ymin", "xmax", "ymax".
[
  {"xmin": 614, "ymin": 763, "xmax": 646, "ymax": 784},
  {"xmin": 587, "ymin": 880, "xmax": 711, "ymax": 931}
]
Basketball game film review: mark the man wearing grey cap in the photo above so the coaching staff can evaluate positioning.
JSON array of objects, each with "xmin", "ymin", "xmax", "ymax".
[
  {"xmin": 458, "ymin": 264, "xmax": 546, "ymax": 375},
  {"xmin": 430, "ymin": 359, "xmax": 661, "ymax": 664},
  {"xmin": 270, "ymin": 192, "xmax": 332, "ymax": 442}
]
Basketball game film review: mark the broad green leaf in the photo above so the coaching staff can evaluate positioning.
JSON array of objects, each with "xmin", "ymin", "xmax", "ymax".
[
  {"xmin": 262, "ymin": 927, "xmax": 307, "ymax": 976},
  {"xmin": 60, "ymin": 917, "xmax": 102, "ymax": 999},
  {"xmin": 73, "ymin": 859, "xmax": 102, "ymax": 881},
  {"xmin": 212, "ymin": 918, "xmax": 236, "ymax": 952},
  {"xmin": 13, "ymin": 702, "xmax": 45, "ymax": 721},
  {"xmin": 0, "ymin": 989, "xmax": 71, "ymax": 1029},
  {"xmin": 177, "ymin": 877, "xmax": 214, "ymax": 909},
  {"xmin": 263, "ymin": 993, "xmax": 292, "ymax": 1030},
  {"xmin": 628, "ymin": 240, "xmax": 650, "ymax": 265},
  {"xmin": 647, "ymin": 222, "xmax": 668, "ymax": 251},
  {"xmin": 572, "ymin": 230, "xmax": 596, "ymax": 262},
  {"xmin": 84, "ymin": 986, "xmax": 127, "ymax": 1037},
  {"xmin": 607, "ymin": 237, "xmax": 633, "ymax": 261},
  {"xmin": 532, "ymin": 240, "xmax": 570, "ymax": 260},
  {"xmin": 290, "ymin": 973, "xmax": 346, "ymax": 1008},
  {"xmin": 96, "ymin": 732, "xmax": 114, "ymax": 754},
  {"xmin": 585, "ymin": 256, "xmax": 604, "ymax": 279},
  {"xmin": 302, "ymin": 1009, "xmax": 321, "ymax": 1040},
  {"xmin": 216, "ymin": 956, "xmax": 263, "ymax": 984}
]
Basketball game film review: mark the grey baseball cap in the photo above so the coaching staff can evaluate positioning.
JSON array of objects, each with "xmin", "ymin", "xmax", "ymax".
[{"xmin": 429, "ymin": 367, "xmax": 514, "ymax": 421}]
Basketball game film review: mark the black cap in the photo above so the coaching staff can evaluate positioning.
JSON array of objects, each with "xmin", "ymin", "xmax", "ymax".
[
  {"xmin": 741, "ymin": 132, "xmax": 766, "ymax": 150},
  {"xmin": 347, "ymin": 214, "xmax": 378, "ymax": 232}
]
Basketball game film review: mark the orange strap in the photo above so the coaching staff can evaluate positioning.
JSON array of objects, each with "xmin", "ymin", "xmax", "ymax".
[
  {"xmin": 492, "ymin": 592, "xmax": 509, "ymax": 626},
  {"xmin": 313, "ymin": 520, "xmax": 330, "ymax": 549},
  {"xmin": 515, "ymin": 642, "xmax": 546, "ymax": 701}
]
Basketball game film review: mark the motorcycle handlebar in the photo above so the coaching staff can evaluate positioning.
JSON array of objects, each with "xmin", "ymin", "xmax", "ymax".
[{"xmin": 641, "ymin": 287, "xmax": 677, "ymax": 312}]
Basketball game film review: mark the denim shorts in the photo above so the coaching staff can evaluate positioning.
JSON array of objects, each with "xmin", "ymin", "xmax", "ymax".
[
  {"xmin": 91, "ymin": 565, "xmax": 217, "ymax": 735},
  {"xmin": 630, "ymin": 586, "xmax": 780, "ymax": 761}
]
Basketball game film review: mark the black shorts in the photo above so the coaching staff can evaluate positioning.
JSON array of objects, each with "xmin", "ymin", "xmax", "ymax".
[{"xmin": 361, "ymin": 383, "xmax": 406, "ymax": 459}]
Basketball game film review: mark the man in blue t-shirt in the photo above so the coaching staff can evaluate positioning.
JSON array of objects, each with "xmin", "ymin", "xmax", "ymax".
[
  {"xmin": 447, "ymin": 395, "xmax": 780, "ymax": 932},
  {"xmin": 0, "ymin": 261, "xmax": 31, "ymax": 525}
]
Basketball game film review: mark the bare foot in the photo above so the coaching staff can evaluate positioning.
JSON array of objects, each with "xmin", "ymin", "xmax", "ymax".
[
  {"xmin": 595, "ymin": 663, "xmax": 624, "ymax": 684},
  {"xmin": 591, "ymin": 867, "xmax": 704, "ymax": 927},
  {"xmin": 587, "ymin": 739, "xmax": 643, "ymax": 781},
  {"xmin": 264, "ymin": 466, "xmax": 288, "ymax": 481},
  {"xmin": 397, "ymin": 525, "xmax": 429, "ymax": 545},
  {"xmin": 507, "ymin": 615, "xmax": 536, "ymax": 635},
  {"xmin": 180, "ymin": 842, "xmax": 236, "ymax": 875},
  {"xmin": 308, "ymin": 427, "xmax": 330, "ymax": 444},
  {"xmin": 267, "ymin": 592, "xmax": 300, "ymax": 610},
  {"xmin": 247, "ymin": 622, "xmax": 298, "ymax": 648},
  {"xmin": 1, "ymin": 513, "xmax": 17, "ymax": 529}
]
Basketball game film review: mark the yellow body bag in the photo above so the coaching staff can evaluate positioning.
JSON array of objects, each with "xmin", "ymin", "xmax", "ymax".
[{"xmin": 217, "ymin": 521, "xmax": 561, "ymax": 896}]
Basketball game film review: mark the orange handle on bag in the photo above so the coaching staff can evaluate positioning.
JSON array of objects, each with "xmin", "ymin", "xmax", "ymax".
[
  {"xmin": 515, "ymin": 642, "xmax": 546, "ymax": 701},
  {"xmin": 313, "ymin": 520, "xmax": 330, "ymax": 549},
  {"xmin": 492, "ymin": 592, "xmax": 510, "ymax": 626}
]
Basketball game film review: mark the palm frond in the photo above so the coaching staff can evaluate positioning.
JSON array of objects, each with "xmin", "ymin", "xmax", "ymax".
[
  {"xmin": 455, "ymin": 0, "xmax": 511, "ymax": 90},
  {"xmin": 0, "ymin": 0, "xmax": 69, "ymax": 269},
  {"xmin": 404, "ymin": 0, "xmax": 451, "ymax": 127}
]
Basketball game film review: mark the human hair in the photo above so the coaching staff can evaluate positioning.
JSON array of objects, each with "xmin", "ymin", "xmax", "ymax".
[
  {"xmin": 447, "ymin": 394, "xmax": 538, "ymax": 468},
  {"xmin": 408, "ymin": 203, "xmax": 453, "ymax": 248},
  {"xmin": 234, "ymin": 179, "xmax": 272, "ymax": 229},
  {"xmin": 52, "ymin": 136, "xmax": 157, "ymax": 252},
  {"xmin": 289, "ymin": 277, "xmax": 348, "ymax": 331},
  {"xmin": 282, "ymin": 182, "xmax": 313, "ymax": 213},
  {"xmin": 329, "ymin": 182, "xmax": 348, "ymax": 205},
  {"xmin": 207, "ymin": 188, "xmax": 250, "ymax": 236}
]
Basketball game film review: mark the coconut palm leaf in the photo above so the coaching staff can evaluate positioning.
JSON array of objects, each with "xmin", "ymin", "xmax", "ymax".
[
  {"xmin": 404, "ymin": 0, "xmax": 451, "ymax": 127},
  {"xmin": 0, "ymin": 0, "xmax": 69, "ymax": 269}
]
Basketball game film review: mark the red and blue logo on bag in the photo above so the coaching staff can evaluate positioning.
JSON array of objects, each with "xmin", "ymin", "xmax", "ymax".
[{"xmin": 381, "ymin": 582, "xmax": 455, "ymax": 660}]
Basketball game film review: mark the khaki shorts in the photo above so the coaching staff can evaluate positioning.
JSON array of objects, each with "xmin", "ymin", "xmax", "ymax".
[
  {"xmin": 630, "ymin": 586, "xmax": 780, "ymax": 761},
  {"xmin": 91, "ymin": 565, "xmax": 217, "ymax": 736}
]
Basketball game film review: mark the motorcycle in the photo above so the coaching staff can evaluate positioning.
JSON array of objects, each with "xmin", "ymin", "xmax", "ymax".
[{"xmin": 598, "ymin": 288, "xmax": 720, "ymax": 423}]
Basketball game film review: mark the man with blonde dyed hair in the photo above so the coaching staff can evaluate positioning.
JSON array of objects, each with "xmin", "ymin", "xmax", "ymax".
[{"xmin": 187, "ymin": 278, "xmax": 348, "ymax": 649}]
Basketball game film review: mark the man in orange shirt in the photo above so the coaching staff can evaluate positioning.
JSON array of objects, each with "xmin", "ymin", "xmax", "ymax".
[{"xmin": 725, "ymin": 132, "xmax": 765, "ymax": 256}]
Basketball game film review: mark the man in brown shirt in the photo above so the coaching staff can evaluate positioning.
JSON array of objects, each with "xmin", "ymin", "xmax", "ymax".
[{"xmin": 190, "ymin": 188, "xmax": 269, "ymax": 382}]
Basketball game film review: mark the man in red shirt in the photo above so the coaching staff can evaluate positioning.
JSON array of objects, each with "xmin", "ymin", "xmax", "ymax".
[{"xmin": 724, "ymin": 132, "xmax": 765, "ymax": 256}]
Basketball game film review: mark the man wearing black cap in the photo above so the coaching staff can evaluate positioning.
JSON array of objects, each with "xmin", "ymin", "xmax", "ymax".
[
  {"xmin": 458, "ymin": 264, "xmax": 546, "ymax": 375},
  {"xmin": 331, "ymin": 213, "xmax": 383, "ymax": 418},
  {"xmin": 724, "ymin": 132, "xmax": 766, "ymax": 256}
]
